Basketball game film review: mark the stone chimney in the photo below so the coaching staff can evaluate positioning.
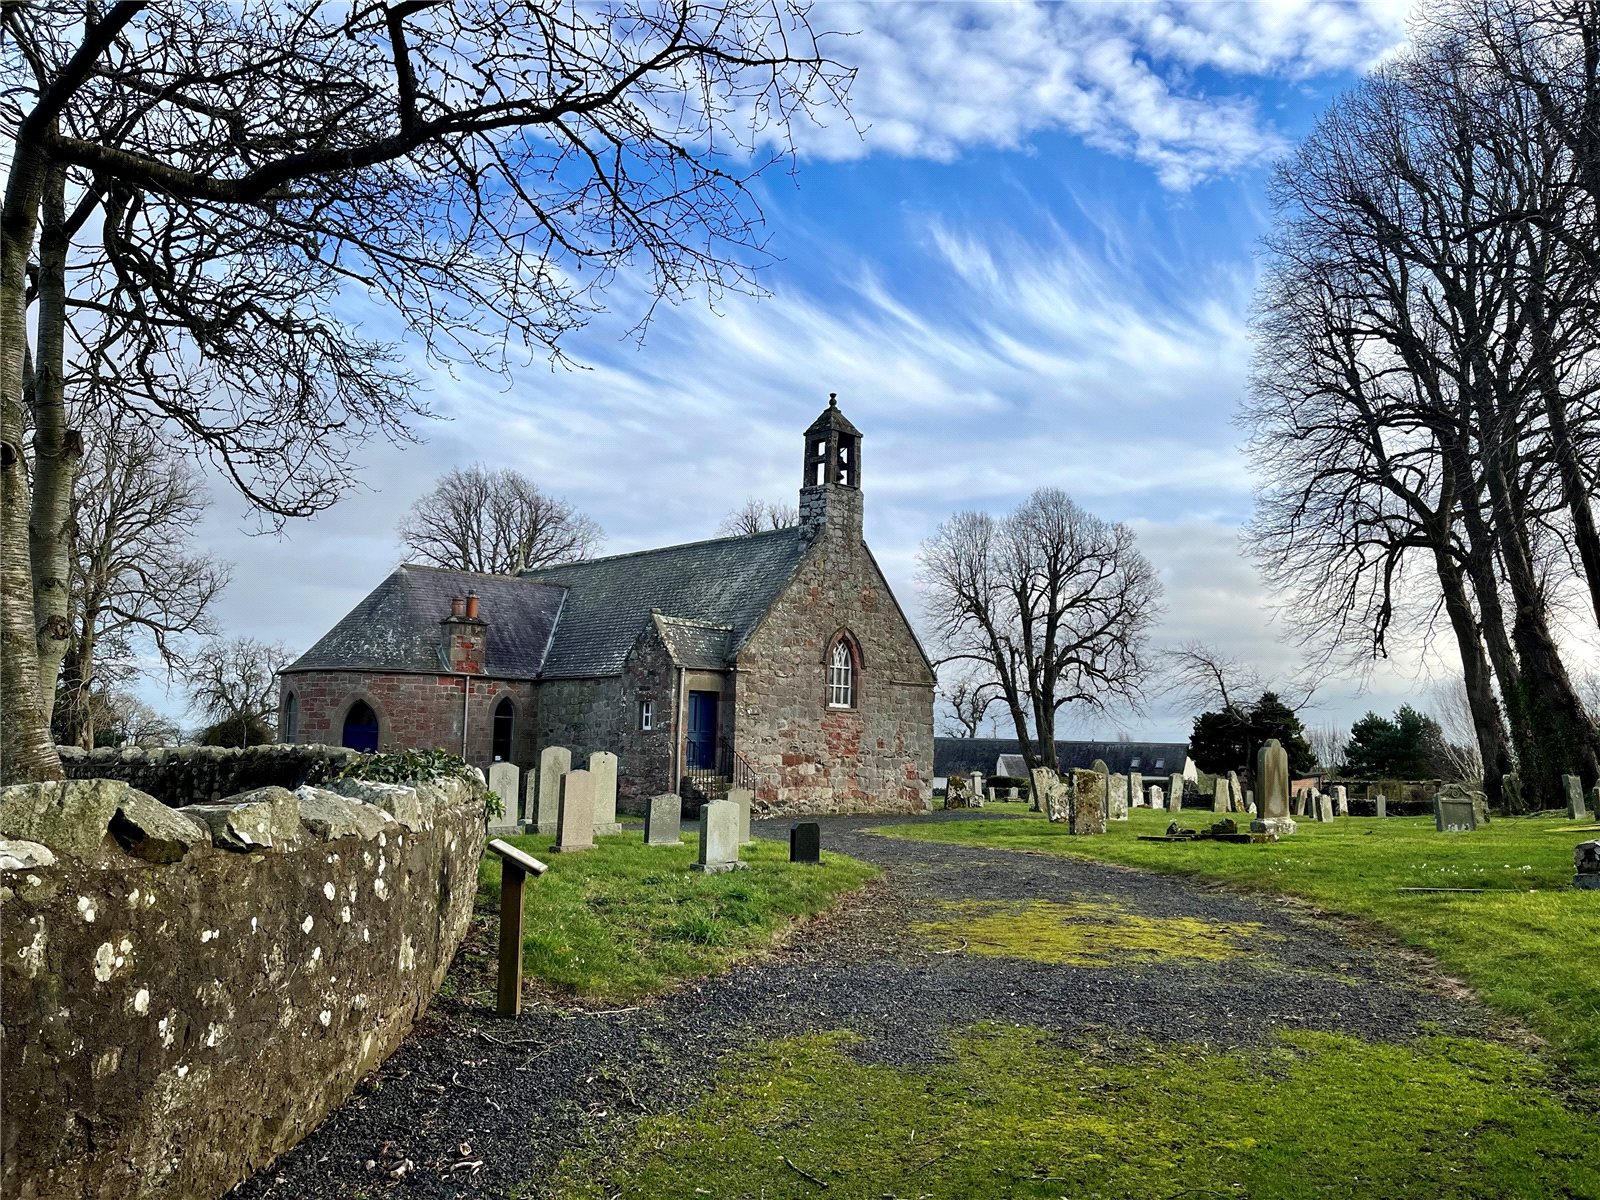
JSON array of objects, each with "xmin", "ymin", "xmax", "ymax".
[
  {"xmin": 798, "ymin": 393, "xmax": 863, "ymax": 544},
  {"xmin": 440, "ymin": 593, "xmax": 487, "ymax": 674}
]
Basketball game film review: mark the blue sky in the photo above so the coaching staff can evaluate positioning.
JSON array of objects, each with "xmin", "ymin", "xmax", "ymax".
[{"xmin": 162, "ymin": 0, "xmax": 1573, "ymax": 742}]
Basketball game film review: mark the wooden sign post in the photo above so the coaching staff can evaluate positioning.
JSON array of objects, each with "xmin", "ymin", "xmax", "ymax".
[{"xmin": 487, "ymin": 839, "xmax": 548, "ymax": 1018}]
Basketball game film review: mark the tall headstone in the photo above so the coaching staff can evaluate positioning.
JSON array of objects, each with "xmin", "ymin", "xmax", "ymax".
[
  {"xmin": 1333, "ymin": 785, "xmax": 1349, "ymax": 817},
  {"xmin": 1091, "ymin": 759, "xmax": 1111, "ymax": 819},
  {"xmin": 645, "ymin": 793, "xmax": 682, "ymax": 845},
  {"xmin": 589, "ymin": 751, "xmax": 621, "ymax": 836},
  {"xmin": 1129, "ymin": 771, "xmax": 1145, "ymax": 807},
  {"xmin": 1149, "ymin": 784, "xmax": 1164, "ymax": 810},
  {"xmin": 1315, "ymin": 791, "xmax": 1334, "ymax": 823},
  {"xmin": 1376, "ymin": 793, "xmax": 1387, "ymax": 819},
  {"xmin": 1290, "ymin": 789, "xmax": 1305, "ymax": 817},
  {"xmin": 536, "ymin": 746, "xmax": 571, "ymax": 836},
  {"xmin": 1434, "ymin": 793, "xmax": 1476, "ymax": 832},
  {"xmin": 790, "ymin": 821, "xmax": 821, "ymax": 864},
  {"xmin": 727, "ymin": 787, "xmax": 755, "ymax": 846},
  {"xmin": 1043, "ymin": 773, "xmax": 1069, "ymax": 823},
  {"xmin": 1250, "ymin": 738, "xmax": 1295, "ymax": 837},
  {"xmin": 486, "ymin": 762, "xmax": 521, "ymax": 835},
  {"xmin": 1168, "ymin": 772, "xmax": 1185, "ymax": 814},
  {"xmin": 1227, "ymin": 770, "xmax": 1245, "ymax": 813},
  {"xmin": 554, "ymin": 768, "xmax": 595, "ymax": 852},
  {"xmin": 1029, "ymin": 767, "xmax": 1054, "ymax": 814},
  {"xmin": 694, "ymin": 799, "xmax": 745, "ymax": 873},
  {"xmin": 1502, "ymin": 773, "xmax": 1522, "ymax": 814},
  {"xmin": 969, "ymin": 771, "xmax": 986, "ymax": 805},
  {"xmin": 1108, "ymin": 773, "xmax": 1130, "ymax": 821},
  {"xmin": 1212, "ymin": 778, "xmax": 1229, "ymax": 813},
  {"xmin": 1563, "ymin": 774, "xmax": 1589, "ymax": 821},
  {"xmin": 1070, "ymin": 769, "xmax": 1108, "ymax": 836}
]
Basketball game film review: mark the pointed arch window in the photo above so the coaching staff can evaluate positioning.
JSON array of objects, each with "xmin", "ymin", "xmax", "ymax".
[
  {"xmin": 492, "ymin": 696, "xmax": 515, "ymax": 762},
  {"xmin": 342, "ymin": 700, "xmax": 380, "ymax": 752},
  {"xmin": 282, "ymin": 692, "xmax": 299, "ymax": 744},
  {"xmin": 828, "ymin": 640, "xmax": 854, "ymax": 709}
]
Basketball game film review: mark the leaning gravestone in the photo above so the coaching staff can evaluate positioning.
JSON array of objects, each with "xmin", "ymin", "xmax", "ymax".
[
  {"xmin": 1213, "ymin": 777, "xmax": 1229, "ymax": 813},
  {"xmin": 536, "ymin": 746, "xmax": 571, "ymax": 835},
  {"xmin": 790, "ymin": 821, "xmax": 821, "ymax": 864},
  {"xmin": 1227, "ymin": 770, "xmax": 1244, "ymax": 813},
  {"xmin": 1129, "ymin": 771, "xmax": 1144, "ymax": 808},
  {"xmin": 486, "ymin": 762, "xmax": 521, "ymax": 835},
  {"xmin": 1563, "ymin": 774, "xmax": 1589, "ymax": 821},
  {"xmin": 554, "ymin": 768, "xmax": 595, "ymax": 852},
  {"xmin": 1168, "ymin": 772, "xmax": 1185, "ymax": 814},
  {"xmin": 645, "ymin": 793, "xmax": 682, "ymax": 845},
  {"xmin": 1574, "ymin": 841, "xmax": 1600, "ymax": 890},
  {"xmin": 1434, "ymin": 793, "xmax": 1476, "ymax": 832},
  {"xmin": 694, "ymin": 799, "xmax": 745, "ymax": 873},
  {"xmin": 589, "ymin": 751, "xmax": 621, "ymax": 835},
  {"xmin": 1251, "ymin": 738, "xmax": 1295, "ymax": 837},
  {"xmin": 1070, "ymin": 769, "xmax": 1108, "ymax": 836},
  {"xmin": 727, "ymin": 787, "xmax": 755, "ymax": 846}
]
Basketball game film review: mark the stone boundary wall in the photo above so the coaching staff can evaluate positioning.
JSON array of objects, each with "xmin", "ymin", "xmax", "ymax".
[
  {"xmin": 57, "ymin": 743, "xmax": 361, "ymax": 807},
  {"xmin": 1, "ymin": 767, "xmax": 487, "ymax": 1200}
]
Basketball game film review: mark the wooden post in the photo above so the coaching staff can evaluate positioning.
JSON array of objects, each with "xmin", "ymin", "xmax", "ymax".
[{"xmin": 487, "ymin": 839, "xmax": 547, "ymax": 1019}]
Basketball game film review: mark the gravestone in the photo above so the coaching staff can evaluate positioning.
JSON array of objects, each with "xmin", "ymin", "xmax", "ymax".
[
  {"xmin": 1148, "ymin": 784, "xmax": 1164, "ymax": 810},
  {"xmin": 1315, "ymin": 791, "xmax": 1334, "ymax": 823},
  {"xmin": 521, "ymin": 771, "xmax": 538, "ymax": 829},
  {"xmin": 790, "ymin": 821, "xmax": 821, "ymax": 864},
  {"xmin": 1593, "ymin": 784, "xmax": 1600, "ymax": 822},
  {"xmin": 1007, "ymin": 787, "xmax": 1019, "ymax": 800},
  {"xmin": 1250, "ymin": 738, "xmax": 1295, "ymax": 837},
  {"xmin": 969, "ymin": 772, "xmax": 985, "ymax": 804},
  {"xmin": 1502, "ymin": 773, "xmax": 1523, "ymax": 813},
  {"xmin": 486, "ymin": 762, "xmax": 521, "ymax": 835},
  {"xmin": 1290, "ymin": 789, "xmax": 1305, "ymax": 818},
  {"xmin": 727, "ymin": 787, "xmax": 755, "ymax": 846},
  {"xmin": 1333, "ymin": 785, "xmax": 1348, "ymax": 816},
  {"xmin": 589, "ymin": 751, "xmax": 621, "ymax": 835},
  {"xmin": 1029, "ymin": 767, "xmax": 1055, "ymax": 813},
  {"xmin": 1213, "ymin": 778, "xmax": 1229, "ymax": 813},
  {"xmin": 536, "ymin": 746, "xmax": 571, "ymax": 836},
  {"xmin": 1129, "ymin": 771, "xmax": 1144, "ymax": 808},
  {"xmin": 986, "ymin": 787, "xmax": 997, "ymax": 804},
  {"xmin": 1434, "ymin": 793, "xmax": 1476, "ymax": 832},
  {"xmin": 645, "ymin": 793, "xmax": 682, "ymax": 845},
  {"xmin": 1091, "ymin": 759, "xmax": 1111, "ymax": 819},
  {"xmin": 1376, "ymin": 793, "xmax": 1387, "ymax": 819},
  {"xmin": 1070, "ymin": 769, "xmax": 1108, "ymax": 836},
  {"xmin": 554, "ymin": 768, "xmax": 595, "ymax": 852},
  {"xmin": 1108, "ymin": 773, "xmax": 1130, "ymax": 821},
  {"xmin": 1227, "ymin": 770, "xmax": 1244, "ymax": 813},
  {"xmin": 1563, "ymin": 774, "xmax": 1589, "ymax": 821},
  {"xmin": 1168, "ymin": 772, "xmax": 1185, "ymax": 814},
  {"xmin": 1574, "ymin": 841, "xmax": 1600, "ymax": 890},
  {"xmin": 1040, "ymin": 772, "xmax": 1068, "ymax": 823},
  {"xmin": 694, "ymin": 799, "xmax": 745, "ymax": 873}
]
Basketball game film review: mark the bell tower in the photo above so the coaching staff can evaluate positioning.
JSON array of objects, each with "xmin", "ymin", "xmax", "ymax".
[{"xmin": 798, "ymin": 393, "xmax": 863, "ymax": 544}]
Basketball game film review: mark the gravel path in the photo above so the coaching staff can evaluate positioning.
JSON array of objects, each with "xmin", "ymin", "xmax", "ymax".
[{"xmin": 231, "ymin": 812, "xmax": 1502, "ymax": 1200}]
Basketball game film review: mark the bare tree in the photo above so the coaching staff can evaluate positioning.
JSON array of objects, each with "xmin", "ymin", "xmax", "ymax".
[
  {"xmin": 101, "ymin": 690, "xmax": 182, "ymax": 748},
  {"xmin": 1308, "ymin": 723, "xmax": 1350, "ymax": 776},
  {"xmin": 716, "ymin": 497, "xmax": 799, "ymax": 537},
  {"xmin": 183, "ymin": 637, "xmax": 292, "ymax": 737},
  {"xmin": 55, "ymin": 411, "xmax": 229, "ymax": 747},
  {"xmin": 399, "ymin": 466, "xmax": 603, "ymax": 574},
  {"xmin": 1162, "ymin": 641, "xmax": 1317, "ymax": 716},
  {"xmin": 920, "ymin": 488, "xmax": 1162, "ymax": 773},
  {"xmin": 0, "ymin": 2, "xmax": 853, "ymax": 782},
  {"xmin": 1427, "ymin": 677, "xmax": 1488, "ymax": 783},
  {"xmin": 937, "ymin": 671, "xmax": 1001, "ymax": 739}
]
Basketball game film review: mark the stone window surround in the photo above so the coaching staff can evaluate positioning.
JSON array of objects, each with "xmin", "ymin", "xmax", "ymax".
[
  {"xmin": 491, "ymin": 693, "xmax": 516, "ymax": 761},
  {"xmin": 825, "ymin": 628, "xmax": 863, "ymax": 710},
  {"xmin": 336, "ymin": 691, "xmax": 386, "ymax": 748},
  {"xmin": 281, "ymin": 690, "xmax": 299, "ymax": 744}
]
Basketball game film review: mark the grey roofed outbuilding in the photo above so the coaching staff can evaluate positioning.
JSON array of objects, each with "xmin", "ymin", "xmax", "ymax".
[
  {"xmin": 935, "ymin": 738, "xmax": 1189, "ymax": 779},
  {"xmin": 995, "ymin": 753, "xmax": 1028, "ymax": 779},
  {"xmin": 282, "ymin": 563, "xmax": 566, "ymax": 679},
  {"xmin": 522, "ymin": 527, "xmax": 810, "ymax": 678}
]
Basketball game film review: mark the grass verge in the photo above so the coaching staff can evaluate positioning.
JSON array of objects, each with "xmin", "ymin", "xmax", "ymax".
[
  {"xmin": 551, "ymin": 1021, "xmax": 1600, "ymax": 1199},
  {"xmin": 476, "ymin": 831, "xmax": 877, "ymax": 1004},
  {"xmin": 875, "ymin": 806, "xmax": 1600, "ymax": 1089}
]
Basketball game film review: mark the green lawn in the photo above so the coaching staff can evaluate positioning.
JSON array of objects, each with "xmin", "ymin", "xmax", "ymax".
[
  {"xmin": 477, "ymin": 831, "xmax": 877, "ymax": 1003},
  {"xmin": 876, "ymin": 806, "xmax": 1600, "ymax": 1091}
]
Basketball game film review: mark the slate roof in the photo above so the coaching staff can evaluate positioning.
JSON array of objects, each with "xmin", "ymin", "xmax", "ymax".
[
  {"xmin": 283, "ymin": 564, "xmax": 566, "ymax": 679},
  {"xmin": 523, "ymin": 528, "xmax": 811, "ymax": 678},
  {"xmin": 653, "ymin": 614, "xmax": 735, "ymax": 671},
  {"xmin": 935, "ymin": 738, "xmax": 1190, "ymax": 779}
]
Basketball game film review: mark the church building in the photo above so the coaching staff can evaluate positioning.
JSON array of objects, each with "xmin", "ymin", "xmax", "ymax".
[{"xmin": 278, "ymin": 397, "xmax": 936, "ymax": 815}]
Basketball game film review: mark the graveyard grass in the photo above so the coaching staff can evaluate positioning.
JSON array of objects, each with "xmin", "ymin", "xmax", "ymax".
[
  {"xmin": 476, "ymin": 831, "xmax": 877, "ymax": 1003},
  {"xmin": 875, "ymin": 806, "xmax": 1600, "ymax": 1091},
  {"xmin": 550, "ymin": 1021, "xmax": 1600, "ymax": 1200}
]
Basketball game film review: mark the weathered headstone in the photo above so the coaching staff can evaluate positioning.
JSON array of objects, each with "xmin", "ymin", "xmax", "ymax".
[
  {"xmin": 1250, "ymin": 738, "xmax": 1295, "ymax": 837},
  {"xmin": 728, "ymin": 787, "xmax": 754, "ymax": 846},
  {"xmin": 1029, "ymin": 767, "xmax": 1054, "ymax": 814},
  {"xmin": 1434, "ymin": 793, "xmax": 1476, "ymax": 832},
  {"xmin": 1290, "ymin": 789, "xmax": 1305, "ymax": 818},
  {"xmin": 969, "ymin": 772, "xmax": 985, "ymax": 803},
  {"xmin": 1091, "ymin": 759, "xmax": 1111, "ymax": 819},
  {"xmin": 589, "ymin": 751, "xmax": 621, "ymax": 836},
  {"xmin": 1149, "ymin": 784, "xmax": 1164, "ymax": 810},
  {"xmin": 694, "ymin": 799, "xmax": 745, "ymax": 873},
  {"xmin": 790, "ymin": 821, "xmax": 821, "ymax": 864},
  {"xmin": 1007, "ymin": 787, "xmax": 1019, "ymax": 800},
  {"xmin": 1212, "ymin": 777, "xmax": 1229, "ymax": 813},
  {"xmin": 1376, "ymin": 793, "xmax": 1387, "ymax": 819},
  {"xmin": 1040, "ymin": 771, "xmax": 1068, "ymax": 823},
  {"xmin": 536, "ymin": 745, "xmax": 571, "ymax": 835},
  {"xmin": 1227, "ymin": 770, "xmax": 1244, "ymax": 813},
  {"xmin": 986, "ymin": 787, "xmax": 997, "ymax": 804},
  {"xmin": 1333, "ymin": 785, "xmax": 1348, "ymax": 817},
  {"xmin": 1502, "ymin": 773, "xmax": 1523, "ymax": 813},
  {"xmin": 1108, "ymin": 773, "xmax": 1130, "ymax": 821},
  {"xmin": 1563, "ymin": 774, "xmax": 1589, "ymax": 821},
  {"xmin": 554, "ymin": 768, "xmax": 595, "ymax": 852},
  {"xmin": 645, "ymin": 793, "xmax": 682, "ymax": 845},
  {"xmin": 1168, "ymin": 771, "xmax": 1185, "ymax": 814},
  {"xmin": 1315, "ymin": 791, "xmax": 1334, "ymax": 823},
  {"xmin": 1070, "ymin": 769, "xmax": 1108, "ymax": 835},
  {"xmin": 1574, "ymin": 841, "xmax": 1600, "ymax": 890},
  {"xmin": 1129, "ymin": 771, "xmax": 1144, "ymax": 807},
  {"xmin": 486, "ymin": 762, "xmax": 521, "ymax": 835}
]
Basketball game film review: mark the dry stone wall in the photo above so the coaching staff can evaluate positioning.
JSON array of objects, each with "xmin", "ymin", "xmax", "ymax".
[
  {"xmin": 1, "ymin": 764, "xmax": 486, "ymax": 1200},
  {"xmin": 57, "ymin": 742, "xmax": 360, "ymax": 807}
]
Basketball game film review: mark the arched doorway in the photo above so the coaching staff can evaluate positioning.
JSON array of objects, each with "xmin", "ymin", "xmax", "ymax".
[
  {"xmin": 492, "ymin": 696, "xmax": 514, "ymax": 762},
  {"xmin": 342, "ymin": 700, "xmax": 380, "ymax": 752}
]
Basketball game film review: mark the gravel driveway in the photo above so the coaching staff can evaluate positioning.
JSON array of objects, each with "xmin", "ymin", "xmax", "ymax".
[{"xmin": 231, "ymin": 812, "xmax": 1499, "ymax": 1199}]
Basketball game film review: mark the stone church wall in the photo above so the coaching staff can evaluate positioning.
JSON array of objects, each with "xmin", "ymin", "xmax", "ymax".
[
  {"xmin": 281, "ymin": 670, "xmax": 537, "ymax": 772},
  {"xmin": 1, "ymin": 770, "xmax": 485, "ymax": 1200},
  {"xmin": 617, "ymin": 628, "xmax": 679, "ymax": 810},
  {"xmin": 533, "ymin": 675, "xmax": 624, "ymax": 786},
  {"xmin": 734, "ymin": 539, "xmax": 934, "ymax": 814}
]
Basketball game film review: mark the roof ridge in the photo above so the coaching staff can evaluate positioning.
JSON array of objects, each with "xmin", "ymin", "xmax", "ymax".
[
  {"xmin": 398, "ymin": 561, "xmax": 568, "ymax": 586},
  {"xmin": 654, "ymin": 612, "xmax": 735, "ymax": 631},
  {"xmin": 523, "ymin": 525, "xmax": 798, "ymax": 574}
]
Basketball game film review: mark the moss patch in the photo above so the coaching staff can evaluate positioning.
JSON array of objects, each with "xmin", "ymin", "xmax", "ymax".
[
  {"xmin": 550, "ymin": 1023, "xmax": 1600, "ymax": 1199},
  {"xmin": 912, "ymin": 897, "xmax": 1266, "ymax": 966}
]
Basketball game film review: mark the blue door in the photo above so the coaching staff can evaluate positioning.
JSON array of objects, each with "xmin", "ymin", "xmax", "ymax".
[
  {"xmin": 342, "ymin": 701, "xmax": 380, "ymax": 753},
  {"xmin": 686, "ymin": 691, "xmax": 718, "ymax": 769}
]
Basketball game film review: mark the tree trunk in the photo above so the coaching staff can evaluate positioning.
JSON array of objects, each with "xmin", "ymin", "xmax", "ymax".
[
  {"xmin": 1433, "ymin": 548, "xmax": 1513, "ymax": 808},
  {"xmin": 0, "ymin": 136, "xmax": 63, "ymax": 784},
  {"xmin": 30, "ymin": 165, "xmax": 80, "ymax": 721}
]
